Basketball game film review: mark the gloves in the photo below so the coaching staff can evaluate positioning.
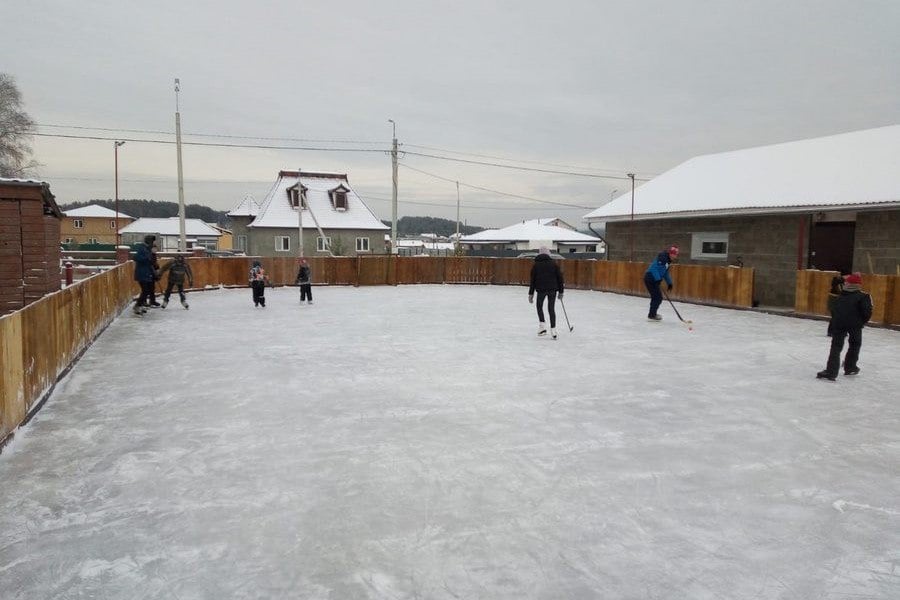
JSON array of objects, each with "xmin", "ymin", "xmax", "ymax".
[
  {"xmin": 667, "ymin": 283, "xmax": 673, "ymax": 291},
  {"xmin": 528, "ymin": 294, "xmax": 534, "ymax": 304}
]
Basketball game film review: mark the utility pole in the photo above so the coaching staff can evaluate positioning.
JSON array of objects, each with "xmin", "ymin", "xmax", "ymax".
[
  {"xmin": 389, "ymin": 119, "xmax": 398, "ymax": 254},
  {"xmin": 114, "ymin": 141, "xmax": 125, "ymax": 247},
  {"xmin": 455, "ymin": 180, "xmax": 461, "ymax": 253},
  {"xmin": 628, "ymin": 173, "xmax": 636, "ymax": 262},
  {"xmin": 175, "ymin": 78, "xmax": 186, "ymax": 252},
  {"xmin": 297, "ymin": 168, "xmax": 303, "ymax": 257}
]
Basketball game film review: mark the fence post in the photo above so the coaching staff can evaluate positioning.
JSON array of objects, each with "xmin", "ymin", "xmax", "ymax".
[{"xmin": 64, "ymin": 262, "xmax": 74, "ymax": 286}]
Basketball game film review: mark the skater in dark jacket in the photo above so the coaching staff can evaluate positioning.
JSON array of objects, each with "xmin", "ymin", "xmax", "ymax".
[
  {"xmin": 644, "ymin": 245, "xmax": 678, "ymax": 321},
  {"xmin": 817, "ymin": 272, "xmax": 873, "ymax": 381},
  {"xmin": 528, "ymin": 247, "xmax": 564, "ymax": 339},
  {"xmin": 132, "ymin": 235, "xmax": 156, "ymax": 315},
  {"xmin": 148, "ymin": 242, "xmax": 162, "ymax": 307},
  {"xmin": 826, "ymin": 276, "xmax": 843, "ymax": 337},
  {"xmin": 158, "ymin": 254, "xmax": 194, "ymax": 309},
  {"xmin": 249, "ymin": 261, "xmax": 269, "ymax": 307},
  {"xmin": 295, "ymin": 258, "xmax": 313, "ymax": 305}
]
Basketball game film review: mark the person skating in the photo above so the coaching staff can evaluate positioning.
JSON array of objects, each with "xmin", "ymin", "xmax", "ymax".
[
  {"xmin": 643, "ymin": 245, "xmax": 678, "ymax": 321},
  {"xmin": 249, "ymin": 260, "xmax": 269, "ymax": 307},
  {"xmin": 528, "ymin": 247, "xmax": 564, "ymax": 339},
  {"xmin": 158, "ymin": 254, "xmax": 194, "ymax": 309},
  {"xmin": 132, "ymin": 235, "xmax": 156, "ymax": 315},
  {"xmin": 295, "ymin": 258, "xmax": 313, "ymax": 305},
  {"xmin": 148, "ymin": 242, "xmax": 162, "ymax": 307},
  {"xmin": 817, "ymin": 272, "xmax": 873, "ymax": 381},
  {"xmin": 826, "ymin": 275, "xmax": 843, "ymax": 337}
]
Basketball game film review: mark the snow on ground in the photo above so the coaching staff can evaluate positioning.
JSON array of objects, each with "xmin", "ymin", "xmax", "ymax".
[{"xmin": 1, "ymin": 285, "xmax": 898, "ymax": 599}]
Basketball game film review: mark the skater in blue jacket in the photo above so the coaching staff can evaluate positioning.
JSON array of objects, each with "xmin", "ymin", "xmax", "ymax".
[{"xmin": 643, "ymin": 245, "xmax": 679, "ymax": 321}]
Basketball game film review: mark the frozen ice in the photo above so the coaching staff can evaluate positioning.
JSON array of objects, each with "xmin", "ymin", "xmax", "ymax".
[{"xmin": 1, "ymin": 285, "xmax": 898, "ymax": 599}]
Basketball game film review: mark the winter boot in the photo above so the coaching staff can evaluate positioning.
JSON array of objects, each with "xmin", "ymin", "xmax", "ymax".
[
  {"xmin": 648, "ymin": 314, "xmax": 663, "ymax": 321},
  {"xmin": 161, "ymin": 299, "xmax": 168, "ymax": 308},
  {"xmin": 538, "ymin": 322, "xmax": 547, "ymax": 336},
  {"xmin": 551, "ymin": 328, "xmax": 558, "ymax": 340},
  {"xmin": 816, "ymin": 370, "xmax": 837, "ymax": 381}
]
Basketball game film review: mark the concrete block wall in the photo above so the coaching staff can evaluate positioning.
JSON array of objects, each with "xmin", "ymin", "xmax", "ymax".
[{"xmin": 854, "ymin": 210, "xmax": 900, "ymax": 275}]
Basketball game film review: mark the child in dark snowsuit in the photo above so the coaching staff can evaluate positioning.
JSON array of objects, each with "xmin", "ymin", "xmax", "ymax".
[
  {"xmin": 528, "ymin": 247, "xmax": 564, "ymax": 339},
  {"xmin": 249, "ymin": 261, "xmax": 269, "ymax": 307},
  {"xmin": 817, "ymin": 272, "xmax": 873, "ymax": 381},
  {"xmin": 643, "ymin": 245, "xmax": 678, "ymax": 320},
  {"xmin": 158, "ymin": 255, "xmax": 194, "ymax": 309},
  {"xmin": 826, "ymin": 276, "xmax": 843, "ymax": 337},
  {"xmin": 295, "ymin": 259, "xmax": 313, "ymax": 304}
]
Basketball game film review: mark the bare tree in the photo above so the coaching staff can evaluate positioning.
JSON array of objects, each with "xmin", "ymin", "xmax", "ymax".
[{"xmin": 0, "ymin": 73, "xmax": 38, "ymax": 177}]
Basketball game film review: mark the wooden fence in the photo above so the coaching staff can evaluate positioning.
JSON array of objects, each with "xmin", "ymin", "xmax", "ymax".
[
  {"xmin": 2, "ymin": 256, "xmax": 754, "ymax": 447},
  {"xmin": 795, "ymin": 270, "xmax": 899, "ymax": 326}
]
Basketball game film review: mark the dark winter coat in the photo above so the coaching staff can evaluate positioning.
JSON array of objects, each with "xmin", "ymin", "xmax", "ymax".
[
  {"xmin": 133, "ymin": 243, "xmax": 155, "ymax": 283},
  {"xmin": 295, "ymin": 264, "xmax": 311, "ymax": 284},
  {"xmin": 159, "ymin": 258, "xmax": 193, "ymax": 286},
  {"xmin": 829, "ymin": 286, "xmax": 873, "ymax": 332},
  {"xmin": 644, "ymin": 251, "xmax": 674, "ymax": 286},
  {"xmin": 529, "ymin": 254, "xmax": 564, "ymax": 294}
]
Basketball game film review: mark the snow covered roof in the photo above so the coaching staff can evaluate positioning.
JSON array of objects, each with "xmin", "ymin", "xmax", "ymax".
[
  {"xmin": 584, "ymin": 124, "xmax": 900, "ymax": 222},
  {"xmin": 460, "ymin": 218, "xmax": 601, "ymax": 243},
  {"xmin": 227, "ymin": 195, "xmax": 261, "ymax": 217},
  {"xmin": 119, "ymin": 217, "xmax": 222, "ymax": 237},
  {"xmin": 0, "ymin": 177, "xmax": 48, "ymax": 185},
  {"xmin": 248, "ymin": 170, "xmax": 389, "ymax": 231},
  {"xmin": 64, "ymin": 204, "xmax": 133, "ymax": 219}
]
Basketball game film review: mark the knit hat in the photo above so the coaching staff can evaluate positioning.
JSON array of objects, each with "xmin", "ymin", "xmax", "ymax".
[
  {"xmin": 844, "ymin": 272, "xmax": 862, "ymax": 285},
  {"xmin": 144, "ymin": 235, "xmax": 156, "ymax": 245},
  {"xmin": 668, "ymin": 245, "xmax": 679, "ymax": 257},
  {"xmin": 539, "ymin": 246, "xmax": 549, "ymax": 255}
]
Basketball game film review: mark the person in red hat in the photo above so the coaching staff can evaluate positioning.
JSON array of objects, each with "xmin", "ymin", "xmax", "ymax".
[
  {"xmin": 817, "ymin": 272, "xmax": 873, "ymax": 381},
  {"xmin": 643, "ymin": 245, "xmax": 679, "ymax": 321}
]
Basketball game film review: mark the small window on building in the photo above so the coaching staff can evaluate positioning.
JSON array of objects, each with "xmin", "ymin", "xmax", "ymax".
[
  {"xmin": 333, "ymin": 191, "xmax": 347, "ymax": 210},
  {"xmin": 73, "ymin": 219, "xmax": 84, "ymax": 229},
  {"xmin": 109, "ymin": 220, "xmax": 116, "ymax": 229},
  {"xmin": 691, "ymin": 232, "xmax": 729, "ymax": 260},
  {"xmin": 237, "ymin": 235, "xmax": 247, "ymax": 251},
  {"xmin": 356, "ymin": 237, "xmax": 370, "ymax": 252},
  {"xmin": 64, "ymin": 237, "xmax": 73, "ymax": 244},
  {"xmin": 317, "ymin": 237, "xmax": 332, "ymax": 252},
  {"xmin": 276, "ymin": 236, "xmax": 291, "ymax": 252},
  {"xmin": 287, "ymin": 184, "xmax": 307, "ymax": 209},
  {"xmin": 88, "ymin": 237, "xmax": 98, "ymax": 244}
]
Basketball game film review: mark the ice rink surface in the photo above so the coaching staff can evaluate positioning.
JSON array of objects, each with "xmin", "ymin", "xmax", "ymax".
[{"xmin": 1, "ymin": 284, "xmax": 898, "ymax": 599}]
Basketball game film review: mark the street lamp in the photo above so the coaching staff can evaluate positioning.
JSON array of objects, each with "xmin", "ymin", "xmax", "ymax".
[{"xmin": 114, "ymin": 141, "xmax": 126, "ymax": 247}]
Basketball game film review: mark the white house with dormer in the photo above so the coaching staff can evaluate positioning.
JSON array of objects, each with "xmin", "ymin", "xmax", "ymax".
[
  {"xmin": 228, "ymin": 170, "xmax": 389, "ymax": 257},
  {"xmin": 460, "ymin": 218, "xmax": 604, "ymax": 255}
]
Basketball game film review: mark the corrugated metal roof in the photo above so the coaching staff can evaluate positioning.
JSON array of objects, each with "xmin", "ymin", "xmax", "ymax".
[{"xmin": 584, "ymin": 124, "xmax": 900, "ymax": 222}]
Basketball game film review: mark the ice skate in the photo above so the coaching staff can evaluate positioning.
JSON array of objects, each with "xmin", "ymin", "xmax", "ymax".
[
  {"xmin": 538, "ymin": 322, "xmax": 547, "ymax": 336},
  {"xmin": 307, "ymin": 300, "xmax": 313, "ymax": 305},
  {"xmin": 816, "ymin": 370, "xmax": 837, "ymax": 381},
  {"xmin": 551, "ymin": 328, "xmax": 558, "ymax": 339},
  {"xmin": 648, "ymin": 314, "xmax": 662, "ymax": 321},
  {"xmin": 844, "ymin": 367, "xmax": 860, "ymax": 376},
  {"xmin": 181, "ymin": 299, "xmax": 189, "ymax": 309},
  {"xmin": 161, "ymin": 299, "xmax": 168, "ymax": 308},
  {"xmin": 132, "ymin": 304, "xmax": 144, "ymax": 316}
]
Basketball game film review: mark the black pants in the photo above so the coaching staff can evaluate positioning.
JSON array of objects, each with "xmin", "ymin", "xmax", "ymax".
[
  {"xmin": 300, "ymin": 283, "xmax": 312, "ymax": 302},
  {"xmin": 536, "ymin": 290, "xmax": 557, "ymax": 328},
  {"xmin": 136, "ymin": 281, "xmax": 155, "ymax": 307},
  {"xmin": 825, "ymin": 327, "xmax": 862, "ymax": 375},
  {"xmin": 164, "ymin": 281, "xmax": 186, "ymax": 303},
  {"xmin": 644, "ymin": 272, "xmax": 663, "ymax": 317},
  {"xmin": 251, "ymin": 281, "xmax": 266, "ymax": 306}
]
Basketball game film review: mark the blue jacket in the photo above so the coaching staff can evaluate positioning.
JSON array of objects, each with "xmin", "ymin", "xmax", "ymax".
[
  {"xmin": 644, "ymin": 251, "xmax": 673, "ymax": 286},
  {"xmin": 133, "ymin": 243, "xmax": 155, "ymax": 283}
]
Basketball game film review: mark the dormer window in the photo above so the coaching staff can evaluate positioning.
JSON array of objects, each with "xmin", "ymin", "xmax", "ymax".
[
  {"xmin": 329, "ymin": 185, "xmax": 350, "ymax": 211},
  {"xmin": 287, "ymin": 184, "xmax": 308, "ymax": 209}
]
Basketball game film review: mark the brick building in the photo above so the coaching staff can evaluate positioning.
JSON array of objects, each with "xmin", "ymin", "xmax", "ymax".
[
  {"xmin": 0, "ymin": 178, "xmax": 63, "ymax": 315},
  {"xmin": 584, "ymin": 125, "xmax": 900, "ymax": 308}
]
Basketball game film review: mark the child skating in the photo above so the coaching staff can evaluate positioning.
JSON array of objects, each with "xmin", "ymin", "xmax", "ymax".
[{"xmin": 158, "ymin": 254, "xmax": 194, "ymax": 309}]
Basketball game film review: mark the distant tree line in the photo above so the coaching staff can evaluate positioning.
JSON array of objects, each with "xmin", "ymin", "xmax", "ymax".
[
  {"xmin": 381, "ymin": 216, "xmax": 485, "ymax": 237},
  {"xmin": 60, "ymin": 199, "xmax": 230, "ymax": 227}
]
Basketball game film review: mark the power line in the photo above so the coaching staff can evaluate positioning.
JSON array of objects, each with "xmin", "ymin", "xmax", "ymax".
[
  {"xmin": 402, "ymin": 151, "xmax": 650, "ymax": 181},
  {"xmin": 35, "ymin": 123, "xmax": 383, "ymax": 145},
  {"xmin": 399, "ymin": 163, "xmax": 595, "ymax": 209},
  {"xmin": 28, "ymin": 132, "xmax": 387, "ymax": 153}
]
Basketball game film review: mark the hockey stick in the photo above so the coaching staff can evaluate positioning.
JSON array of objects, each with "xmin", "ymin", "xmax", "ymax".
[
  {"xmin": 559, "ymin": 296, "xmax": 574, "ymax": 332},
  {"xmin": 663, "ymin": 290, "xmax": 693, "ymax": 325}
]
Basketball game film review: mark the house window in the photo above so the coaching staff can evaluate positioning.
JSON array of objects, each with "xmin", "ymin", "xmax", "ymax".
[
  {"xmin": 109, "ymin": 220, "xmax": 116, "ymax": 229},
  {"xmin": 317, "ymin": 236, "xmax": 332, "ymax": 252},
  {"xmin": 88, "ymin": 237, "xmax": 99, "ymax": 244},
  {"xmin": 64, "ymin": 237, "xmax": 73, "ymax": 244},
  {"xmin": 287, "ymin": 185, "xmax": 307, "ymax": 209},
  {"xmin": 236, "ymin": 235, "xmax": 247, "ymax": 251},
  {"xmin": 333, "ymin": 191, "xmax": 348, "ymax": 210},
  {"xmin": 691, "ymin": 232, "xmax": 729, "ymax": 260},
  {"xmin": 356, "ymin": 237, "xmax": 370, "ymax": 252},
  {"xmin": 73, "ymin": 219, "xmax": 84, "ymax": 229},
  {"xmin": 276, "ymin": 236, "xmax": 291, "ymax": 252}
]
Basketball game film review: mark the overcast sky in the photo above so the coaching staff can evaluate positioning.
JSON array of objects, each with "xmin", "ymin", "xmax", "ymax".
[{"xmin": 3, "ymin": 0, "xmax": 898, "ymax": 228}]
